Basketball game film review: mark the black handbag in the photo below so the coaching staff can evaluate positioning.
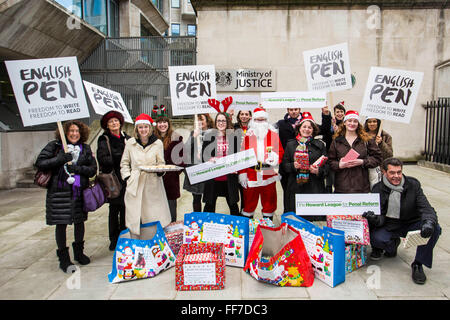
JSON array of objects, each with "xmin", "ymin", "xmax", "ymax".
[{"xmin": 97, "ymin": 135, "xmax": 122, "ymax": 199}]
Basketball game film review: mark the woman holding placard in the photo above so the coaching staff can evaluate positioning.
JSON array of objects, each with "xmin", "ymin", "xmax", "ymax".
[
  {"xmin": 35, "ymin": 120, "xmax": 97, "ymax": 273},
  {"xmin": 120, "ymin": 113, "xmax": 171, "ymax": 236},
  {"xmin": 281, "ymin": 112, "xmax": 329, "ymax": 220},
  {"xmin": 154, "ymin": 115, "xmax": 184, "ymax": 222},
  {"xmin": 97, "ymin": 111, "xmax": 130, "ymax": 251},
  {"xmin": 183, "ymin": 113, "xmax": 214, "ymax": 212},
  {"xmin": 202, "ymin": 112, "xmax": 240, "ymax": 215},
  {"xmin": 364, "ymin": 118, "xmax": 393, "ymax": 160},
  {"xmin": 328, "ymin": 110, "xmax": 382, "ymax": 193}
]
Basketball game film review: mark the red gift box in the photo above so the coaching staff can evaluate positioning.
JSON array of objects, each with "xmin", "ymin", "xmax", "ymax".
[{"xmin": 175, "ymin": 243, "xmax": 226, "ymax": 291}]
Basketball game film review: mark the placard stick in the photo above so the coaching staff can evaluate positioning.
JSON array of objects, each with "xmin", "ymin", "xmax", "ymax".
[
  {"xmin": 328, "ymin": 92, "xmax": 334, "ymax": 110},
  {"xmin": 377, "ymin": 120, "xmax": 383, "ymax": 137},
  {"xmin": 57, "ymin": 121, "xmax": 68, "ymax": 152}
]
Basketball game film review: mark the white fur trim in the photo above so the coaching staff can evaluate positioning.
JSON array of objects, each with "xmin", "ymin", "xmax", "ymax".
[
  {"xmin": 344, "ymin": 113, "xmax": 360, "ymax": 122},
  {"xmin": 253, "ymin": 110, "xmax": 268, "ymax": 119}
]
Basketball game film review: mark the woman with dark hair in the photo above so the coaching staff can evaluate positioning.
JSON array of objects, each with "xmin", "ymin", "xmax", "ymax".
[
  {"xmin": 183, "ymin": 113, "xmax": 214, "ymax": 212},
  {"xmin": 97, "ymin": 111, "xmax": 130, "ymax": 250},
  {"xmin": 281, "ymin": 112, "xmax": 329, "ymax": 219},
  {"xmin": 233, "ymin": 110, "xmax": 252, "ymax": 134},
  {"xmin": 328, "ymin": 110, "xmax": 382, "ymax": 193},
  {"xmin": 154, "ymin": 115, "xmax": 184, "ymax": 222},
  {"xmin": 364, "ymin": 118, "xmax": 393, "ymax": 160},
  {"xmin": 202, "ymin": 112, "xmax": 240, "ymax": 215},
  {"xmin": 35, "ymin": 120, "xmax": 97, "ymax": 272}
]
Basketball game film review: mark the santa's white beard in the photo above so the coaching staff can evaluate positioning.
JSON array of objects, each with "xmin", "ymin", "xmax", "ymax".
[{"xmin": 249, "ymin": 121, "xmax": 269, "ymax": 139}]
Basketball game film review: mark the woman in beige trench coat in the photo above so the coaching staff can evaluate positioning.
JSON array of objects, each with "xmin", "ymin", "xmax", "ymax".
[{"xmin": 120, "ymin": 113, "xmax": 171, "ymax": 236}]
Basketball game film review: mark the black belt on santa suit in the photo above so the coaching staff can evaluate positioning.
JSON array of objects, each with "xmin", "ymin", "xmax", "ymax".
[{"xmin": 252, "ymin": 161, "xmax": 272, "ymax": 171}]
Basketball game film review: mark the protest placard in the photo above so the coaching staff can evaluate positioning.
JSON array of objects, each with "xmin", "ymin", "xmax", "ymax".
[
  {"xmin": 360, "ymin": 67, "xmax": 424, "ymax": 124},
  {"xmin": 186, "ymin": 149, "xmax": 257, "ymax": 185},
  {"xmin": 295, "ymin": 193, "xmax": 380, "ymax": 216},
  {"xmin": 169, "ymin": 65, "xmax": 217, "ymax": 116},
  {"xmin": 260, "ymin": 91, "xmax": 327, "ymax": 109},
  {"xmin": 5, "ymin": 56, "xmax": 90, "ymax": 127},
  {"xmin": 216, "ymin": 94, "xmax": 260, "ymax": 111},
  {"xmin": 303, "ymin": 42, "xmax": 352, "ymax": 92},
  {"xmin": 83, "ymin": 80, "xmax": 133, "ymax": 123}
]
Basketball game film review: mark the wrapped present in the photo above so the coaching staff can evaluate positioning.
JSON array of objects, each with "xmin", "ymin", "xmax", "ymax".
[
  {"xmin": 401, "ymin": 230, "xmax": 429, "ymax": 249},
  {"xmin": 108, "ymin": 221, "xmax": 176, "ymax": 283},
  {"xmin": 244, "ymin": 223, "xmax": 315, "ymax": 287},
  {"xmin": 282, "ymin": 213, "xmax": 346, "ymax": 287},
  {"xmin": 248, "ymin": 218, "xmax": 274, "ymax": 254},
  {"xmin": 183, "ymin": 212, "xmax": 249, "ymax": 268},
  {"xmin": 326, "ymin": 215, "xmax": 370, "ymax": 245},
  {"xmin": 345, "ymin": 244, "xmax": 367, "ymax": 273},
  {"xmin": 312, "ymin": 155, "xmax": 328, "ymax": 167},
  {"xmin": 175, "ymin": 243, "xmax": 226, "ymax": 291},
  {"xmin": 164, "ymin": 221, "xmax": 184, "ymax": 256}
]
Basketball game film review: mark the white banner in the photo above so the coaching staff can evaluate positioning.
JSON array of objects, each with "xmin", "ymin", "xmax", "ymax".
[
  {"xmin": 303, "ymin": 42, "xmax": 352, "ymax": 92},
  {"xmin": 360, "ymin": 67, "xmax": 424, "ymax": 124},
  {"xmin": 169, "ymin": 65, "xmax": 217, "ymax": 116},
  {"xmin": 186, "ymin": 149, "xmax": 257, "ymax": 185},
  {"xmin": 5, "ymin": 56, "xmax": 90, "ymax": 126},
  {"xmin": 216, "ymin": 94, "xmax": 260, "ymax": 111},
  {"xmin": 260, "ymin": 91, "xmax": 327, "ymax": 109},
  {"xmin": 295, "ymin": 193, "xmax": 380, "ymax": 216},
  {"xmin": 83, "ymin": 80, "xmax": 133, "ymax": 123}
]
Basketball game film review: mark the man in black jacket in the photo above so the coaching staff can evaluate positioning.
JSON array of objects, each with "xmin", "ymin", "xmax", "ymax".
[{"xmin": 364, "ymin": 158, "xmax": 441, "ymax": 285}]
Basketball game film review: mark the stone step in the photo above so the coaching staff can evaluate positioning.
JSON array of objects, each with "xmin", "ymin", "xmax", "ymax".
[{"xmin": 16, "ymin": 179, "xmax": 40, "ymax": 188}]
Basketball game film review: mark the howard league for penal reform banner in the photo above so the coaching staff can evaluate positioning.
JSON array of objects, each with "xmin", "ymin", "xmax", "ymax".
[{"xmin": 5, "ymin": 56, "xmax": 89, "ymax": 126}]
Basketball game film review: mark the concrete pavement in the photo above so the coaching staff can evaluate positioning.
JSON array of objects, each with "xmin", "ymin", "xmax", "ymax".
[{"xmin": 0, "ymin": 164, "xmax": 448, "ymax": 300}]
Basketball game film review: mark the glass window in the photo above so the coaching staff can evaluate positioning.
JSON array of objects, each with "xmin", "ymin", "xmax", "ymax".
[
  {"xmin": 171, "ymin": 24, "xmax": 180, "ymax": 36},
  {"xmin": 108, "ymin": 0, "xmax": 119, "ymax": 37},
  {"xmin": 171, "ymin": 0, "xmax": 180, "ymax": 8},
  {"xmin": 152, "ymin": 0, "xmax": 163, "ymax": 13},
  {"xmin": 55, "ymin": 0, "xmax": 82, "ymax": 17},
  {"xmin": 83, "ymin": 0, "xmax": 107, "ymax": 35},
  {"xmin": 187, "ymin": 24, "xmax": 196, "ymax": 36}
]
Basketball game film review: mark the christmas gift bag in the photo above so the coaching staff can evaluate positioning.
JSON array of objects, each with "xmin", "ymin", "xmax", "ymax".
[
  {"xmin": 183, "ymin": 212, "xmax": 249, "ymax": 268},
  {"xmin": 345, "ymin": 244, "xmax": 367, "ymax": 273},
  {"xmin": 282, "ymin": 212, "xmax": 346, "ymax": 287},
  {"xmin": 108, "ymin": 221, "xmax": 176, "ymax": 283},
  {"xmin": 164, "ymin": 221, "xmax": 184, "ymax": 256},
  {"xmin": 175, "ymin": 243, "xmax": 226, "ymax": 291},
  {"xmin": 326, "ymin": 215, "xmax": 370, "ymax": 245},
  {"xmin": 243, "ymin": 223, "xmax": 315, "ymax": 287},
  {"xmin": 248, "ymin": 218, "xmax": 274, "ymax": 254}
]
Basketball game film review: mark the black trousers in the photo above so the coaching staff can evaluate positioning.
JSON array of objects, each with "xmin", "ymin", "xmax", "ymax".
[
  {"xmin": 109, "ymin": 203, "xmax": 126, "ymax": 243},
  {"xmin": 55, "ymin": 222, "xmax": 85, "ymax": 250},
  {"xmin": 203, "ymin": 180, "xmax": 239, "ymax": 216}
]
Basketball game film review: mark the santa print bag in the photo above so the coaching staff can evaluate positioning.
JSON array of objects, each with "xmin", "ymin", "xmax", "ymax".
[
  {"xmin": 108, "ymin": 221, "xmax": 176, "ymax": 283},
  {"xmin": 82, "ymin": 178, "xmax": 106, "ymax": 212},
  {"xmin": 243, "ymin": 223, "xmax": 314, "ymax": 287},
  {"xmin": 281, "ymin": 212, "xmax": 346, "ymax": 287}
]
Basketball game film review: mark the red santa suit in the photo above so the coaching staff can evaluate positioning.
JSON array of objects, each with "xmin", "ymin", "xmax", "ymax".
[{"xmin": 238, "ymin": 108, "xmax": 284, "ymax": 218}]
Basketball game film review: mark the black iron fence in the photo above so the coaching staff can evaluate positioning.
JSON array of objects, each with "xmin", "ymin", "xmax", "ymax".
[{"xmin": 424, "ymin": 98, "xmax": 450, "ymax": 165}]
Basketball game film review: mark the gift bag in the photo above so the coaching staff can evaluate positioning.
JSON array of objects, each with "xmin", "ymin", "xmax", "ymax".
[
  {"xmin": 326, "ymin": 215, "xmax": 370, "ymax": 245},
  {"xmin": 183, "ymin": 212, "xmax": 249, "ymax": 268},
  {"xmin": 164, "ymin": 221, "xmax": 184, "ymax": 256},
  {"xmin": 175, "ymin": 243, "xmax": 226, "ymax": 291},
  {"xmin": 345, "ymin": 244, "xmax": 367, "ymax": 273},
  {"xmin": 282, "ymin": 212, "xmax": 345, "ymax": 287},
  {"xmin": 243, "ymin": 223, "xmax": 314, "ymax": 287},
  {"xmin": 248, "ymin": 218, "xmax": 274, "ymax": 254},
  {"xmin": 108, "ymin": 221, "xmax": 176, "ymax": 283}
]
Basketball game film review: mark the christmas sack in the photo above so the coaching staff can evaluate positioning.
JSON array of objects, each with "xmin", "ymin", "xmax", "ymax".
[
  {"xmin": 282, "ymin": 212, "xmax": 346, "ymax": 288},
  {"xmin": 326, "ymin": 215, "xmax": 370, "ymax": 245},
  {"xmin": 345, "ymin": 244, "xmax": 367, "ymax": 273},
  {"xmin": 243, "ymin": 223, "xmax": 315, "ymax": 287},
  {"xmin": 108, "ymin": 221, "xmax": 176, "ymax": 283},
  {"xmin": 248, "ymin": 218, "xmax": 274, "ymax": 254},
  {"xmin": 164, "ymin": 221, "xmax": 184, "ymax": 256},
  {"xmin": 183, "ymin": 212, "xmax": 249, "ymax": 268},
  {"xmin": 175, "ymin": 243, "xmax": 226, "ymax": 291}
]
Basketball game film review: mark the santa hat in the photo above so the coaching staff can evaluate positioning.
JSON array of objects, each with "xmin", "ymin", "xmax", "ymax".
[
  {"xmin": 298, "ymin": 112, "xmax": 316, "ymax": 126},
  {"xmin": 135, "ymin": 113, "xmax": 155, "ymax": 126},
  {"xmin": 343, "ymin": 110, "xmax": 360, "ymax": 122},
  {"xmin": 253, "ymin": 106, "xmax": 268, "ymax": 119},
  {"xmin": 100, "ymin": 111, "xmax": 124, "ymax": 130}
]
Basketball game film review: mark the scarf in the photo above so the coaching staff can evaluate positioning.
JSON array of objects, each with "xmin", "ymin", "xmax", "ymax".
[
  {"xmin": 382, "ymin": 175, "xmax": 405, "ymax": 219},
  {"xmin": 287, "ymin": 115, "xmax": 301, "ymax": 129},
  {"xmin": 294, "ymin": 135, "xmax": 311, "ymax": 185},
  {"xmin": 58, "ymin": 143, "xmax": 83, "ymax": 198}
]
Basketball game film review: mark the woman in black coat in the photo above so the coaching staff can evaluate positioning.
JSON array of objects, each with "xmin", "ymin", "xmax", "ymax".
[
  {"xmin": 202, "ymin": 112, "xmax": 240, "ymax": 215},
  {"xmin": 35, "ymin": 120, "xmax": 97, "ymax": 272},
  {"xmin": 281, "ymin": 112, "xmax": 329, "ymax": 221},
  {"xmin": 96, "ymin": 111, "xmax": 130, "ymax": 250}
]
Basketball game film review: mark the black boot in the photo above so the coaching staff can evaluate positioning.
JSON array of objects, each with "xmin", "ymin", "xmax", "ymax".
[
  {"xmin": 72, "ymin": 241, "xmax": 91, "ymax": 265},
  {"xmin": 56, "ymin": 247, "xmax": 75, "ymax": 273},
  {"xmin": 412, "ymin": 261, "xmax": 427, "ymax": 285}
]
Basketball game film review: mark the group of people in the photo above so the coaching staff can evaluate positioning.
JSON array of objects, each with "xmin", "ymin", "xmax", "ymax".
[{"xmin": 35, "ymin": 102, "xmax": 440, "ymax": 285}]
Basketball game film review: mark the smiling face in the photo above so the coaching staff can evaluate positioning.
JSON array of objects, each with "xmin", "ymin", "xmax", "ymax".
[
  {"xmin": 384, "ymin": 164, "xmax": 403, "ymax": 186},
  {"xmin": 287, "ymin": 108, "xmax": 301, "ymax": 119},
  {"xmin": 66, "ymin": 124, "xmax": 81, "ymax": 144},
  {"xmin": 107, "ymin": 117, "xmax": 121, "ymax": 133},
  {"xmin": 366, "ymin": 118, "xmax": 379, "ymax": 133},
  {"xmin": 216, "ymin": 114, "xmax": 228, "ymax": 132},
  {"xmin": 299, "ymin": 120, "xmax": 314, "ymax": 138},
  {"xmin": 137, "ymin": 124, "xmax": 151, "ymax": 139},
  {"xmin": 238, "ymin": 111, "xmax": 251, "ymax": 125},
  {"xmin": 344, "ymin": 118, "xmax": 359, "ymax": 133},
  {"xmin": 335, "ymin": 109, "xmax": 345, "ymax": 121},
  {"xmin": 198, "ymin": 115, "xmax": 207, "ymax": 130},
  {"xmin": 156, "ymin": 120, "xmax": 169, "ymax": 134}
]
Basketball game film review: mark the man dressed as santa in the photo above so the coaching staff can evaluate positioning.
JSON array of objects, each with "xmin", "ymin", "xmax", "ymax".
[{"xmin": 238, "ymin": 107, "xmax": 284, "ymax": 219}]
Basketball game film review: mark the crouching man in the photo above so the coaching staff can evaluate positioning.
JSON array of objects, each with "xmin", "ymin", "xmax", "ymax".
[{"xmin": 363, "ymin": 157, "xmax": 441, "ymax": 285}]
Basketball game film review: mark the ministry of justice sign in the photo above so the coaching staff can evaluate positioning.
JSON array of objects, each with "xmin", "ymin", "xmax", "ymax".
[{"xmin": 216, "ymin": 69, "xmax": 276, "ymax": 92}]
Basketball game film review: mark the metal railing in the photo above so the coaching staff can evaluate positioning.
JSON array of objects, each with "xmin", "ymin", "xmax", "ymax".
[{"xmin": 424, "ymin": 98, "xmax": 450, "ymax": 165}]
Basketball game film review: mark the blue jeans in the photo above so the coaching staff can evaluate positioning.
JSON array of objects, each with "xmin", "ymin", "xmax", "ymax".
[{"xmin": 370, "ymin": 221, "xmax": 441, "ymax": 268}]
